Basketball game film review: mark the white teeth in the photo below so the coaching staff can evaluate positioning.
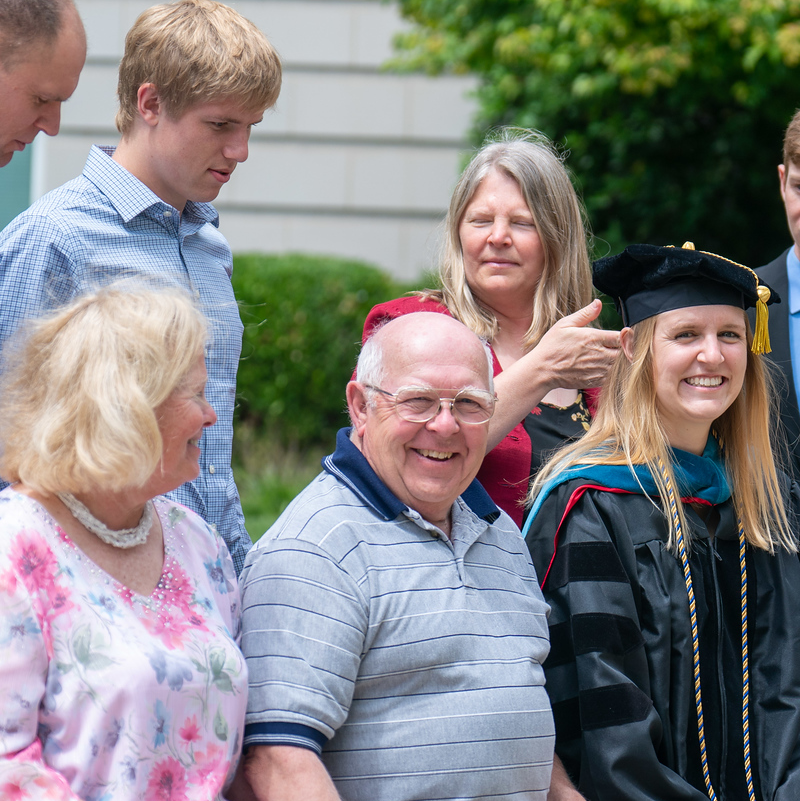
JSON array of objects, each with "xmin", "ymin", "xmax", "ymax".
[
  {"xmin": 686, "ymin": 376, "xmax": 723, "ymax": 387},
  {"xmin": 418, "ymin": 449, "xmax": 453, "ymax": 460}
]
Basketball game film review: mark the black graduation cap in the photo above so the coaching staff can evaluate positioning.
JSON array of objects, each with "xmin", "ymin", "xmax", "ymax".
[{"xmin": 593, "ymin": 242, "xmax": 779, "ymax": 354}]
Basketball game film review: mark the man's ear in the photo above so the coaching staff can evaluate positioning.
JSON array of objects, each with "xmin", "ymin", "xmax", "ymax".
[
  {"xmin": 620, "ymin": 327, "xmax": 635, "ymax": 363},
  {"xmin": 779, "ymin": 163, "xmax": 788, "ymax": 203},
  {"xmin": 137, "ymin": 83, "xmax": 163, "ymax": 127},
  {"xmin": 346, "ymin": 381, "xmax": 369, "ymax": 437}
]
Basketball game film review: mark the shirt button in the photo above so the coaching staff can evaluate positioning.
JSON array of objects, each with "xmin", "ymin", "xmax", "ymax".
[
  {"xmin": 209, "ymin": 465, "xmax": 216, "ymax": 474},
  {"xmin": 164, "ymin": 210, "xmax": 173, "ymax": 218}
]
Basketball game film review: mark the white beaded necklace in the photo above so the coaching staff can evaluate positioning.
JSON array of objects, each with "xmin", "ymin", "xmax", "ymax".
[{"xmin": 57, "ymin": 492, "xmax": 153, "ymax": 549}]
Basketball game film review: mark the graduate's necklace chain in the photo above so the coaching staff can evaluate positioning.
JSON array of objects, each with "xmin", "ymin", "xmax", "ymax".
[{"xmin": 657, "ymin": 457, "xmax": 755, "ymax": 801}]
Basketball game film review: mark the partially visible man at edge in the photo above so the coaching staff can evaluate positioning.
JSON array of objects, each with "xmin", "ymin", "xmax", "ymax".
[
  {"xmin": 756, "ymin": 108, "xmax": 800, "ymax": 478},
  {"xmin": 0, "ymin": 0, "xmax": 86, "ymax": 167},
  {"xmin": 0, "ymin": 0, "xmax": 282, "ymax": 574},
  {"xmin": 238, "ymin": 312, "xmax": 581, "ymax": 801}
]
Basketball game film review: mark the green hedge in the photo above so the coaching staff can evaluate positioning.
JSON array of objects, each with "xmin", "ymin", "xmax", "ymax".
[{"xmin": 232, "ymin": 253, "xmax": 413, "ymax": 448}]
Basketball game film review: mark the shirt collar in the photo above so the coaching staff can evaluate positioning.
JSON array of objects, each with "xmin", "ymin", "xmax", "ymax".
[
  {"xmin": 83, "ymin": 145, "xmax": 220, "ymax": 227},
  {"xmin": 787, "ymin": 247, "xmax": 800, "ymax": 315},
  {"xmin": 323, "ymin": 428, "xmax": 500, "ymax": 524}
]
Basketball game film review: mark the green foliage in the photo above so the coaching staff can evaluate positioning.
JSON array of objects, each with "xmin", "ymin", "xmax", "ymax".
[
  {"xmin": 598, "ymin": 295, "xmax": 622, "ymax": 332},
  {"xmin": 232, "ymin": 426, "xmax": 326, "ymax": 541},
  {"xmin": 232, "ymin": 252, "xmax": 411, "ymax": 448},
  {"xmin": 391, "ymin": 0, "xmax": 800, "ymax": 265}
]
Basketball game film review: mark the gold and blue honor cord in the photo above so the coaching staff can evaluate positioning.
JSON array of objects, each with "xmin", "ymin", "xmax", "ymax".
[
  {"xmin": 739, "ymin": 513, "xmax": 754, "ymax": 799},
  {"xmin": 657, "ymin": 457, "xmax": 755, "ymax": 801}
]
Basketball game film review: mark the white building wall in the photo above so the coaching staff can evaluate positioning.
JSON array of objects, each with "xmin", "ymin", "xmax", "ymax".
[{"xmin": 38, "ymin": 0, "xmax": 478, "ymax": 281}]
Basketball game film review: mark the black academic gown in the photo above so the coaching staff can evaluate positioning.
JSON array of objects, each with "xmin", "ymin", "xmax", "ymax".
[{"xmin": 526, "ymin": 480, "xmax": 800, "ymax": 801}]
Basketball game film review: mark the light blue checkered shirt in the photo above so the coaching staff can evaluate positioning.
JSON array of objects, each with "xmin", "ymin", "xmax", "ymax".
[{"xmin": 0, "ymin": 145, "xmax": 250, "ymax": 573}]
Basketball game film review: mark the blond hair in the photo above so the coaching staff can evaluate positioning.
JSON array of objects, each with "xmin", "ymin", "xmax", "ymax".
[
  {"xmin": 528, "ymin": 312, "xmax": 795, "ymax": 553},
  {"xmin": 420, "ymin": 127, "xmax": 592, "ymax": 349},
  {"xmin": 116, "ymin": 0, "xmax": 282, "ymax": 134},
  {"xmin": 0, "ymin": 281, "xmax": 209, "ymax": 495}
]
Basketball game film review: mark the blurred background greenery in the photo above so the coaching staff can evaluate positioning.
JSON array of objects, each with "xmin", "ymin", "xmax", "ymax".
[
  {"xmin": 231, "ymin": 253, "xmax": 417, "ymax": 540},
  {"xmin": 390, "ymin": 0, "xmax": 800, "ymax": 265}
]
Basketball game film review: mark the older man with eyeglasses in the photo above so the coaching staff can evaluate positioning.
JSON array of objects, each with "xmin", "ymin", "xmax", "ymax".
[{"xmin": 236, "ymin": 312, "xmax": 578, "ymax": 801}]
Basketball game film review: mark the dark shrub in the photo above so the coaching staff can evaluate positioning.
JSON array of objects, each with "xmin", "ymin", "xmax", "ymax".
[{"xmin": 232, "ymin": 253, "xmax": 413, "ymax": 448}]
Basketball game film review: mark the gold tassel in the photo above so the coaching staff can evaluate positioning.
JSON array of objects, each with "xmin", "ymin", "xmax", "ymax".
[
  {"xmin": 752, "ymin": 284, "xmax": 771, "ymax": 355},
  {"xmin": 679, "ymin": 241, "xmax": 770, "ymax": 355}
]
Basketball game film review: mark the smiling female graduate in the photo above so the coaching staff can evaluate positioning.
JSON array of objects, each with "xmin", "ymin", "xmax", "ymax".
[{"xmin": 522, "ymin": 242, "xmax": 800, "ymax": 801}]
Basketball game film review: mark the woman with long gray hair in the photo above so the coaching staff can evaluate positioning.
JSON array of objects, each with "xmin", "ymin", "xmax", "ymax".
[{"xmin": 361, "ymin": 128, "xmax": 620, "ymax": 526}]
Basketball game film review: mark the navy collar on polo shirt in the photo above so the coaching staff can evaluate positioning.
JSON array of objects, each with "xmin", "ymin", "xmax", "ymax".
[{"xmin": 323, "ymin": 428, "xmax": 500, "ymax": 525}]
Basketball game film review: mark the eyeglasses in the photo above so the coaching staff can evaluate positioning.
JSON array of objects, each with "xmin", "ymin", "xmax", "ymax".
[{"xmin": 366, "ymin": 385, "xmax": 496, "ymax": 425}]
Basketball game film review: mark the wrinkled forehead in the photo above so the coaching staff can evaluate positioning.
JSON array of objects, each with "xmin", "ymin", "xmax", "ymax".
[
  {"xmin": 383, "ymin": 348, "xmax": 492, "ymax": 393},
  {"xmin": 376, "ymin": 312, "xmax": 493, "ymax": 388}
]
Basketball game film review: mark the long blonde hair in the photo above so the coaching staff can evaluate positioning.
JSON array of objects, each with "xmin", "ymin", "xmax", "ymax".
[
  {"xmin": 528, "ymin": 312, "xmax": 795, "ymax": 553},
  {"xmin": 420, "ymin": 127, "xmax": 592, "ymax": 349}
]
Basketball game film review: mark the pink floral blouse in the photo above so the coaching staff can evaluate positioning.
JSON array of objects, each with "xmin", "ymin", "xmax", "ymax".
[{"xmin": 0, "ymin": 489, "xmax": 248, "ymax": 800}]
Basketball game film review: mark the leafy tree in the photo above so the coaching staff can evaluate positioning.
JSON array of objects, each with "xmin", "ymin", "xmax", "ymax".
[{"xmin": 391, "ymin": 0, "xmax": 800, "ymax": 265}]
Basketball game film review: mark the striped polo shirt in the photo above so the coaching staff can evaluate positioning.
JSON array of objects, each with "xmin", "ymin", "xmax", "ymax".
[{"xmin": 240, "ymin": 428, "xmax": 554, "ymax": 800}]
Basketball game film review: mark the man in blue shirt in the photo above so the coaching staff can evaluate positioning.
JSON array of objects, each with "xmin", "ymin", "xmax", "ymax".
[
  {"xmin": 757, "ymin": 109, "xmax": 800, "ymax": 479},
  {"xmin": 0, "ymin": 0, "xmax": 282, "ymax": 574},
  {"xmin": 0, "ymin": 0, "xmax": 86, "ymax": 167}
]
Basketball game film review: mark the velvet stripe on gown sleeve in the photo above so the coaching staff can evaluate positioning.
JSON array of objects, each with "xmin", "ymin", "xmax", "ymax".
[{"xmin": 527, "ymin": 482, "xmax": 709, "ymax": 800}]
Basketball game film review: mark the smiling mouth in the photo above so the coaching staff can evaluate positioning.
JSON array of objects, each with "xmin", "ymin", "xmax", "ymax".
[
  {"xmin": 685, "ymin": 376, "xmax": 723, "ymax": 387},
  {"xmin": 189, "ymin": 438, "xmax": 201, "ymax": 447},
  {"xmin": 417, "ymin": 448, "xmax": 454, "ymax": 461}
]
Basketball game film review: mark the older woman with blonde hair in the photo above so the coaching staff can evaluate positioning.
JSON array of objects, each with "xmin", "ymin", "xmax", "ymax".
[
  {"xmin": 523, "ymin": 244, "xmax": 800, "ymax": 800},
  {"xmin": 362, "ymin": 127, "xmax": 620, "ymax": 526},
  {"xmin": 0, "ymin": 282, "xmax": 247, "ymax": 800}
]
